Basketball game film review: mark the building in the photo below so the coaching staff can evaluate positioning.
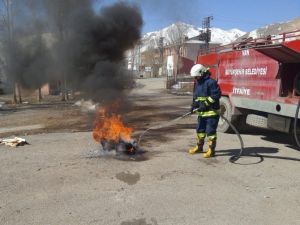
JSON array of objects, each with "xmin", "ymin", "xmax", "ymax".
[{"xmin": 126, "ymin": 34, "xmax": 221, "ymax": 84}]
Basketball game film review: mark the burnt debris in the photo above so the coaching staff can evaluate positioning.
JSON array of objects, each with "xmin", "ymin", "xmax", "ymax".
[{"xmin": 101, "ymin": 139, "xmax": 139, "ymax": 155}]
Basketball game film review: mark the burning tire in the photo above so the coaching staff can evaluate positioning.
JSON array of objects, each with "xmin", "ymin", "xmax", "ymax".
[
  {"xmin": 101, "ymin": 139, "xmax": 139, "ymax": 155},
  {"xmin": 218, "ymin": 96, "xmax": 239, "ymax": 133},
  {"xmin": 116, "ymin": 140, "xmax": 138, "ymax": 155}
]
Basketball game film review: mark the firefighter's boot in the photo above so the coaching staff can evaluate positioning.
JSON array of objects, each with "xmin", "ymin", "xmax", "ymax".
[
  {"xmin": 203, "ymin": 138, "xmax": 216, "ymax": 158},
  {"xmin": 189, "ymin": 138, "xmax": 205, "ymax": 154}
]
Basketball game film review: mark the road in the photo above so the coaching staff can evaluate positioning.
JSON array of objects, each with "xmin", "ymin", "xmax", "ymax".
[{"xmin": 1, "ymin": 78, "xmax": 300, "ymax": 225}]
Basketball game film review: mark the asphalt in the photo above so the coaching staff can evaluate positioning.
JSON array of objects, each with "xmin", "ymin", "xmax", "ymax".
[{"xmin": 0, "ymin": 78, "xmax": 300, "ymax": 225}]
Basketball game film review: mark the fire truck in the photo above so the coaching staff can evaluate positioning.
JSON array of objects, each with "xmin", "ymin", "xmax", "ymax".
[{"xmin": 196, "ymin": 30, "xmax": 300, "ymax": 133}]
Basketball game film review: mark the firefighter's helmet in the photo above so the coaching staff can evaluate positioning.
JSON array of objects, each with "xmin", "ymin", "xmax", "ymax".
[{"xmin": 190, "ymin": 64, "xmax": 209, "ymax": 77}]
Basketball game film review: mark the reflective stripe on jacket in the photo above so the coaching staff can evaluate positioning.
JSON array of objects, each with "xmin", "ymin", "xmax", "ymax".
[{"xmin": 193, "ymin": 75, "xmax": 221, "ymax": 117}]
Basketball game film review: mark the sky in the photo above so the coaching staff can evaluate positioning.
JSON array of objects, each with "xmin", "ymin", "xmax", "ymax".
[{"xmin": 94, "ymin": 0, "xmax": 300, "ymax": 34}]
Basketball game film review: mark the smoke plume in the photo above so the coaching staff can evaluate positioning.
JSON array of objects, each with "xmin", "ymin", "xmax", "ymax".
[{"xmin": 1, "ymin": 0, "xmax": 143, "ymax": 107}]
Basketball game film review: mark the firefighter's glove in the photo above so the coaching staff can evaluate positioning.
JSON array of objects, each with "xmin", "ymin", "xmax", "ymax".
[
  {"xmin": 197, "ymin": 102, "xmax": 208, "ymax": 112},
  {"xmin": 190, "ymin": 105, "xmax": 193, "ymax": 113},
  {"xmin": 191, "ymin": 102, "xmax": 199, "ymax": 113}
]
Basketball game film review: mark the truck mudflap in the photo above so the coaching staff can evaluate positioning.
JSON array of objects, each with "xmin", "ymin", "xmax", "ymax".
[{"xmin": 267, "ymin": 114, "xmax": 291, "ymax": 133}]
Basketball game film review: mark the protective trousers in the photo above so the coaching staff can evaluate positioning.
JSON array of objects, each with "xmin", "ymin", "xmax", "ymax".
[{"xmin": 196, "ymin": 115, "xmax": 219, "ymax": 157}]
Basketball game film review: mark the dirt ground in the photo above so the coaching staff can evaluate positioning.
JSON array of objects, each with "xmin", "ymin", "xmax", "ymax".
[
  {"xmin": 0, "ymin": 95, "xmax": 93, "ymax": 138},
  {"xmin": 1, "ymin": 78, "xmax": 300, "ymax": 225}
]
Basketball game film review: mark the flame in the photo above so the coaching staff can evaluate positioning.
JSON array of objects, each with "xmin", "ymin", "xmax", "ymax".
[{"xmin": 93, "ymin": 106, "xmax": 133, "ymax": 143}]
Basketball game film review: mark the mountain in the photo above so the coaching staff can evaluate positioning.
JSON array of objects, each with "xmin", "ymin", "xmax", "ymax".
[
  {"xmin": 140, "ymin": 22, "xmax": 246, "ymax": 51},
  {"xmin": 237, "ymin": 17, "xmax": 300, "ymax": 40},
  {"xmin": 210, "ymin": 28, "xmax": 246, "ymax": 45}
]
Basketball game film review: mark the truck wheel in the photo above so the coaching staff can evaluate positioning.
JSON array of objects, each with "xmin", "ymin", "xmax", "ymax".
[
  {"xmin": 246, "ymin": 114, "xmax": 268, "ymax": 129},
  {"xmin": 218, "ymin": 97, "xmax": 238, "ymax": 133}
]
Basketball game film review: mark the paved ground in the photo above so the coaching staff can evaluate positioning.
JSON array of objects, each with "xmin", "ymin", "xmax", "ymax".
[{"xmin": 1, "ymin": 78, "xmax": 300, "ymax": 225}]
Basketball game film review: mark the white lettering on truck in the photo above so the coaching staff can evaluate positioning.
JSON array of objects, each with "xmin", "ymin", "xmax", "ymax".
[
  {"xmin": 232, "ymin": 87, "xmax": 251, "ymax": 95},
  {"xmin": 242, "ymin": 49, "xmax": 249, "ymax": 56},
  {"xmin": 225, "ymin": 66, "xmax": 267, "ymax": 76}
]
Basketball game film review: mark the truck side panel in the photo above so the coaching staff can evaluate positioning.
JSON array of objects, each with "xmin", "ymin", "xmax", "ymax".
[{"xmin": 217, "ymin": 49, "xmax": 280, "ymax": 101}]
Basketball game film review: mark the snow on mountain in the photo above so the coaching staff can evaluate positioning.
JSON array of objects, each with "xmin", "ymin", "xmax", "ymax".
[
  {"xmin": 140, "ymin": 22, "xmax": 246, "ymax": 51},
  {"xmin": 237, "ymin": 17, "xmax": 300, "ymax": 40},
  {"xmin": 210, "ymin": 28, "xmax": 246, "ymax": 45}
]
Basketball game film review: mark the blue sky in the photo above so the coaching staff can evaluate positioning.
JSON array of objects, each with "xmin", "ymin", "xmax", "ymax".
[{"xmin": 94, "ymin": 0, "xmax": 300, "ymax": 34}]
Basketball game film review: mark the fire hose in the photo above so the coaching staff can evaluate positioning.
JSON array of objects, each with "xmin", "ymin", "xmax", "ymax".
[
  {"xmin": 138, "ymin": 98, "xmax": 300, "ymax": 162},
  {"xmin": 138, "ymin": 108, "xmax": 250, "ymax": 163}
]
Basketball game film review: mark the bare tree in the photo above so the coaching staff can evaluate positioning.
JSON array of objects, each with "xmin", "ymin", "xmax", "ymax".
[
  {"xmin": 142, "ymin": 45, "xmax": 160, "ymax": 77},
  {"xmin": 129, "ymin": 40, "xmax": 141, "ymax": 76},
  {"xmin": 45, "ymin": 0, "xmax": 77, "ymax": 101},
  {"xmin": 0, "ymin": 0, "xmax": 51, "ymax": 104},
  {"xmin": 167, "ymin": 22, "xmax": 188, "ymax": 81},
  {"xmin": 1, "ymin": 0, "xmax": 18, "ymax": 103},
  {"xmin": 26, "ymin": 0, "xmax": 46, "ymax": 102},
  {"xmin": 148, "ymin": 31, "xmax": 165, "ymax": 76}
]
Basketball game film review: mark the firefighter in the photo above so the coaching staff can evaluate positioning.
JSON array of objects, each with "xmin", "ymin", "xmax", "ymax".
[{"xmin": 189, "ymin": 64, "xmax": 221, "ymax": 158}]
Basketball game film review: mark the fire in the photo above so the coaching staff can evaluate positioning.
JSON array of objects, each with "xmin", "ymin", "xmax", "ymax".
[{"xmin": 93, "ymin": 106, "xmax": 133, "ymax": 143}]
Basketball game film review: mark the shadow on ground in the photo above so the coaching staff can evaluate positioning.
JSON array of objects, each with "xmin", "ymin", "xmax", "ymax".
[
  {"xmin": 238, "ymin": 129, "xmax": 300, "ymax": 152},
  {"xmin": 217, "ymin": 146, "xmax": 300, "ymax": 163}
]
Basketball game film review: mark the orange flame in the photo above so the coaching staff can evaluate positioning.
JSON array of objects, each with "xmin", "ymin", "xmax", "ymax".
[{"xmin": 93, "ymin": 106, "xmax": 133, "ymax": 143}]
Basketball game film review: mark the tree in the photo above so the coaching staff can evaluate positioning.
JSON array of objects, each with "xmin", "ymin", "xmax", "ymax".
[
  {"xmin": 0, "ymin": 0, "xmax": 51, "ymax": 104},
  {"xmin": 45, "ymin": 0, "xmax": 93, "ymax": 101},
  {"xmin": 142, "ymin": 45, "xmax": 160, "ymax": 77},
  {"xmin": 167, "ymin": 22, "xmax": 188, "ymax": 81},
  {"xmin": 158, "ymin": 36, "xmax": 164, "ymax": 75},
  {"xmin": 129, "ymin": 40, "xmax": 141, "ymax": 75},
  {"xmin": 1, "ymin": 0, "xmax": 18, "ymax": 103},
  {"xmin": 45, "ymin": 0, "xmax": 77, "ymax": 101},
  {"xmin": 26, "ymin": 0, "xmax": 46, "ymax": 102}
]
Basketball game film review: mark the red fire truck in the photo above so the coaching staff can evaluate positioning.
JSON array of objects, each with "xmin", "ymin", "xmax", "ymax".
[{"xmin": 196, "ymin": 30, "xmax": 300, "ymax": 133}]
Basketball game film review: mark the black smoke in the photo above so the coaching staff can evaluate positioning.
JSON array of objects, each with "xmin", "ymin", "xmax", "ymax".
[
  {"xmin": 1, "ymin": 0, "xmax": 143, "ymax": 107},
  {"xmin": 1, "ymin": 0, "xmax": 50, "ymax": 92},
  {"xmin": 48, "ymin": 1, "xmax": 143, "ymax": 103}
]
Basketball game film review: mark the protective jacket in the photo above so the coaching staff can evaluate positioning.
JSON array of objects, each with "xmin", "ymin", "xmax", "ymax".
[{"xmin": 193, "ymin": 74, "xmax": 221, "ymax": 117}]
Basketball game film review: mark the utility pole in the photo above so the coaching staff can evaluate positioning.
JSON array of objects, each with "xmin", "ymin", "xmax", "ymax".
[{"xmin": 201, "ymin": 16, "xmax": 213, "ymax": 52}]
